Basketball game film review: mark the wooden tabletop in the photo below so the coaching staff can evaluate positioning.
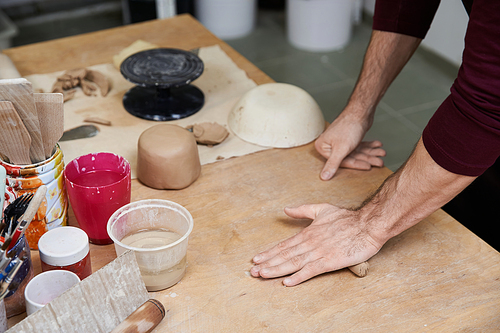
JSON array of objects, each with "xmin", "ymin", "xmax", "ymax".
[{"xmin": 5, "ymin": 14, "xmax": 500, "ymax": 331}]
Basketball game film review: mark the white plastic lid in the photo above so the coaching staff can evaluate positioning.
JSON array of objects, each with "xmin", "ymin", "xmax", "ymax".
[{"xmin": 38, "ymin": 226, "xmax": 89, "ymax": 266}]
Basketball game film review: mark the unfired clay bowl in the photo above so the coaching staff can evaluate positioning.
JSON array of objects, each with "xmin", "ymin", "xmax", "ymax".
[{"xmin": 228, "ymin": 83, "xmax": 325, "ymax": 148}]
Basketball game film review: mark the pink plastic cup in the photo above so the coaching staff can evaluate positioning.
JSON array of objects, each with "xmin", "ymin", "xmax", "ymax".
[{"xmin": 64, "ymin": 153, "xmax": 131, "ymax": 245}]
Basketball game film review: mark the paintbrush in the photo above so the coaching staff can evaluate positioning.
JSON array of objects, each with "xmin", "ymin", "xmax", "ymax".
[
  {"xmin": 0, "ymin": 238, "xmax": 13, "ymax": 272},
  {"xmin": 0, "ymin": 250, "xmax": 24, "ymax": 281},
  {"xmin": 0, "ymin": 253, "xmax": 25, "ymax": 300},
  {"xmin": 7, "ymin": 185, "xmax": 46, "ymax": 251}
]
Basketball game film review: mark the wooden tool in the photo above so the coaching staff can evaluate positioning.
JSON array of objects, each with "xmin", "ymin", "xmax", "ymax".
[
  {"xmin": 0, "ymin": 101, "xmax": 32, "ymax": 165},
  {"xmin": 348, "ymin": 261, "xmax": 369, "ymax": 278},
  {"xmin": 111, "ymin": 299, "xmax": 166, "ymax": 333},
  {"xmin": 34, "ymin": 93, "xmax": 64, "ymax": 159},
  {"xmin": 0, "ymin": 78, "xmax": 45, "ymax": 163}
]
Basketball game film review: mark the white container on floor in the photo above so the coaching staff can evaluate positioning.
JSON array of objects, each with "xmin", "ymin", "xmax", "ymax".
[
  {"xmin": 195, "ymin": 0, "xmax": 257, "ymax": 39},
  {"xmin": 287, "ymin": 0, "xmax": 353, "ymax": 52}
]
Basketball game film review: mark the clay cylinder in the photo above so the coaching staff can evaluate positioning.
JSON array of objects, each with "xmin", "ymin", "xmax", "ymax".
[
  {"xmin": 137, "ymin": 124, "xmax": 201, "ymax": 190},
  {"xmin": 111, "ymin": 299, "xmax": 166, "ymax": 333}
]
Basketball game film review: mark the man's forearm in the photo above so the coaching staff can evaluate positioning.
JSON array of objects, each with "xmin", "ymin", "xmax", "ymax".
[
  {"xmin": 361, "ymin": 138, "xmax": 476, "ymax": 244},
  {"xmin": 345, "ymin": 30, "xmax": 422, "ymax": 127}
]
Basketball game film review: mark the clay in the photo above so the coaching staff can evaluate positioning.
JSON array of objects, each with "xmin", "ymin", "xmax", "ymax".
[
  {"xmin": 85, "ymin": 69, "xmax": 110, "ymax": 96},
  {"xmin": 137, "ymin": 124, "xmax": 201, "ymax": 190},
  {"xmin": 113, "ymin": 39, "xmax": 159, "ymax": 69},
  {"xmin": 51, "ymin": 68, "xmax": 109, "ymax": 99},
  {"xmin": 63, "ymin": 89, "xmax": 76, "ymax": 102},
  {"xmin": 84, "ymin": 117, "xmax": 112, "ymax": 126},
  {"xmin": 186, "ymin": 122, "xmax": 229, "ymax": 146},
  {"xmin": 80, "ymin": 79, "xmax": 97, "ymax": 96},
  {"xmin": 228, "ymin": 83, "xmax": 325, "ymax": 148}
]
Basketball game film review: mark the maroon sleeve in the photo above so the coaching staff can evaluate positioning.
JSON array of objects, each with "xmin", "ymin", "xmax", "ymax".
[
  {"xmin": 422, "ymin": 0, "xmax": 500, "ymax": 176},
  {"xmin": 372, "ymin": 0, "xmax": 441, "ymax": 38}
]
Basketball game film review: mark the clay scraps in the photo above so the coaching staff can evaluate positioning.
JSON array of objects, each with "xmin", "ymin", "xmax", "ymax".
[
  {"xmin": 51, "ymin": 68, "xmax": 110, "ymax": 102},
  {"xmin": 186, "ymin": 122, "xmax": 229, "ymax": 146}
]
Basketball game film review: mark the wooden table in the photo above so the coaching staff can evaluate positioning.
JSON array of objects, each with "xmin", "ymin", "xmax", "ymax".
[{"xmin": 4, "ymin": 14, "xmax": 500, "ymax": 331}]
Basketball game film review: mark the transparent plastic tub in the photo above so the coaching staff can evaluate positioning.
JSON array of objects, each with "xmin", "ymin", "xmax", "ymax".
[{"xmin": 107, "ymin": 199, "xmax": 194, "ymax": 291}]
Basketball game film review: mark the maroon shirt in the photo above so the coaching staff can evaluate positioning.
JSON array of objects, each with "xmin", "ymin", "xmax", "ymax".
[{"xmin": 373, "ymin": 0, "xmax": 500, "ymax": 176}]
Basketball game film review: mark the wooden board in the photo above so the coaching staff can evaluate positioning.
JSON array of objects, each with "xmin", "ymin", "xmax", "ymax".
[
  {"xmin": 7, "ymin": 251, "xmax": 149, "ymax": 333},
  {"xmin": 5, "ymin": 15, "xmax": 500, "ymax": 331}
]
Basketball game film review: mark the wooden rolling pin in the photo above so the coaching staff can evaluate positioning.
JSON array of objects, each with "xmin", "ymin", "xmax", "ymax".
[
  {"xmin": 348, "ymin": 261, "xmax": 369, "ymax": 277},
  {"xmin": 111, "ymin": 299, "xmax": 166, "ymax": 333}
]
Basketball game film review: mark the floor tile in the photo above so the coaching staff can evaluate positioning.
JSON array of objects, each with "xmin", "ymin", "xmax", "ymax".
[
  {"xmin": 365, "ymin": 111, "xmax": 422, "ymax": 171},
  {"xmin": 255, "ymin": 53, "xmax": 346, "ymax": 90},
  {"xmin": 308, "ymin": 81, "xmax": 355, "ymax": 123}
]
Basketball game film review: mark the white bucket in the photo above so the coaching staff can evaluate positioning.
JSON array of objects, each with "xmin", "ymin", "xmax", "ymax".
[
  {"xmin": 195, "ymin": 0, "xmax": 257, "ymax": 40},
  {"xmin": 287, "ymin": 0, "xmax": 353, "ymax": 52}
]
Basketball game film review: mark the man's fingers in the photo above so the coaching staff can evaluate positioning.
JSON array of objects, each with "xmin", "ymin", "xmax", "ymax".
[
  {"xmin": 254, "ymin": 252, "xmax": 311, "ymax": 279},
  {"xmin": 340, "ymin": 157, "xmax": 372, "ymax": 170},
  {"xmin": 360, "ymin": 147, "xmax": 386, "ymax": 157},
  {"xmin": 364, "ymin": 140, "xmax": 383, "ymax": 148},
  {"xmin": 283, "ymin": 204, "xmax": 320, "ymax": 220},
  {"xmin": 320, "ymin": 154, "xmax": 344, "ymax": 180},
  {"xmin": 367, "ymin": 155, "xmax": 384, "ymax": 167},
  {"xmin": 252, "ymin": 233, "xmax": 303, "ymax": 265},
  {"xmin": 282, "ymin": 259, "xmax": 329, "ymax": 287}
]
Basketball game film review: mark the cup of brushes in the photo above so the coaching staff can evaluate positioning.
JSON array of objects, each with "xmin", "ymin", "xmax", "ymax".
[
  {"xmin": 0, "ymin": 186, "xmax": 46, "ymax": 317},
  {"xmin": 0, "ymin": 79, "xmax": 67, "ymax": 249}
]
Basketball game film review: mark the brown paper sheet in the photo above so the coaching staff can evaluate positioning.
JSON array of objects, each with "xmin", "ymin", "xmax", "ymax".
[
  {"xmin": 7, "ymin": 251, "xmax": 149, "ymax": 333},
  {"xmin": 25, "ymin": 45, "xmax": 269, "ymax": 179}
]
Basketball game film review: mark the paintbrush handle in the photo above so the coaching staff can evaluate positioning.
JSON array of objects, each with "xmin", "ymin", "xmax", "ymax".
[
  {"xmin": 0, "ymin": 257, "xmax": 20, "ymax": 281},
  {"xmin": 0, "ymin": 257, "xmax": 23, "ymax": 299},
  {"xmin": 7, "ymin": 227, "xmax": 23, "ymax": 252},
  {"xmin": 7, "ymin": 185, "xmax": 46, "ymax": 251},
  {"xmin": 20, "ymin": 185, "xmax": 47, "ymax": 227}
]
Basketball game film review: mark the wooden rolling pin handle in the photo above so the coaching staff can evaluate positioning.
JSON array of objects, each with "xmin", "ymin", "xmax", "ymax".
[
  {"xmin": 111, "ymin": 299, "xmax": 166, "ymax": 333},
  {"xmin": 348, "ymin": 261, "xmax": 369, "ymax": 278}
]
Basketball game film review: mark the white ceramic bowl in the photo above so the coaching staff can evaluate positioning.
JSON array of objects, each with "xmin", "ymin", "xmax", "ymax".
[{"xmin": 228, "ymin": 83, "xmax": 325, "ymax": 148}]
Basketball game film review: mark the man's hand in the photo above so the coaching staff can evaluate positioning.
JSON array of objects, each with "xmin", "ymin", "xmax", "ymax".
[
  {"xmin": 250, "ymin": 204, "xmax": 382, "ymax": 287},
  {"xmin": 315, "ymin": 115, "xmax": 386, "ymax": 180}
]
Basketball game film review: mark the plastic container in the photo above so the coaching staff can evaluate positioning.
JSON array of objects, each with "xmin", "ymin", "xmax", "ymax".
[
  {"xmin": 0, "ymin": 145, "xmax": 67, "ymax": 250},
  {"xmin": 38, "ymin": 226, "xmax": 92, "ymax": 280},
  {"xmin": 64, "ymin": 153, "xmax": 131, "ymax": 245},
  {"xmin": 107, "ymin": 199, "xmax": 194, "ymax": 291},
  {"xmin": 24, "ymin": 270, "xmax": 80, "ymax": 316},
  {"xmin": 195, "ymin": 0, "xmax": 257, "ymax": 39},
  {"xmin": 4, "ymin": 235, "xmax": 34, "ymax": 318},
  {"xmin": 287, "ymin": 0, "xmax": 353, "ymax": 52}
]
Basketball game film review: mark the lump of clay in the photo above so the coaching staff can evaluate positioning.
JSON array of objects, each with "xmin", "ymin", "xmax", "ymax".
[
  {"xmin": 113, "ymin": 40, "xmax": 158, "ymax": 70},
  {"xmin": 137, "ymin": 124, "xmax": 201, "ymax": 190},
  {"xmin": 51, "ymin": 68, "xmax": 110, "ymax": 101},
  {"xmin": 186, "ymin": 122, "xmax": 229, "ymax": 146}
]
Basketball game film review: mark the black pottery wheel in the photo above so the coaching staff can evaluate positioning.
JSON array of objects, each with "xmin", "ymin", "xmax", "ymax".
[{"xmin": 120, "ymin": 48, "xmax": 205, "ymax": 121}]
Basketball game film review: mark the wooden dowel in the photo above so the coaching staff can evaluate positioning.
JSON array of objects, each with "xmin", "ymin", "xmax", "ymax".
[
  {"xmin": 348, "ymin": 261, "xmax": 369, "ymax": 277},
  {"xmin": 111, "ymin": 299, "xmax": 166, "ymax": 333}
]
